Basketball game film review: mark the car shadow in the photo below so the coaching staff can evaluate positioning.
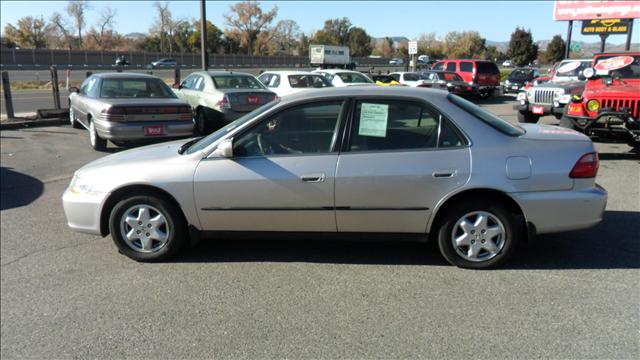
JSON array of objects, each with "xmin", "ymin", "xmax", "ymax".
[
  {"xmin": 0, "ymin": 167, "xmax": 44, "ymax": 211},
  {"xmin": 599, "ymin": 148, "xmax": 639, "ymax": 161},
  {"xmin": 173, "ymin": 210, "xmax": 639, "ymax": 270}
]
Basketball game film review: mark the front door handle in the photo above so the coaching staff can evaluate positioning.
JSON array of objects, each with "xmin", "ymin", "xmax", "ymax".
[
  {"xmin": 301, "ymin": 173, "xmax": 325, "ymax": 183},
  {"xmin": 432, "ymin": 169, "xmax": 457, "ymax": 178}
]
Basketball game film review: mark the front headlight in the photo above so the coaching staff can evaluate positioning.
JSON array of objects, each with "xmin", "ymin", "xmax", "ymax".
[
  {"xmin": 559, "ymin": 94, "xmax": 572, "ymax": 104},
  {"xmin": 69, "ymin": 175, "xmax": 101, "ymax": 195},
  {"xmin": 553, "ymin": 89, "xmax": 565, "ymax": 99},
  {"xmin": 587, "ymin": 99, "xmax": 600, "ymax": 112},
  {"xmin": 505, "ymin": 79, "xmax": 510, "ymax": 85}
]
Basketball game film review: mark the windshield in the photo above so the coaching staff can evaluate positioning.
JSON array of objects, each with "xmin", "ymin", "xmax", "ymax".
[
  {"xmin": 509, "ymin": 69, "xmax": 534, "ymax": 80},
  {"xmin": 594, "ymin": 55, "xmax": 640, "ymax": 79},
  {"xmin": 337, "ymin": 72, "xmax": 373, "ymax": 83},
  {"xmin": 447, "ymin": 94, "xmax": 525, "ymax": 137},
  {"xmin": 185, "ymin": 100, "xmax": 279, "ymax": 154},
  {"xmin": 555, "ymin": 61, "xmax": 590, "ymax": 77},
  {"xmin": 403, "ymin": 73, "xmax": 422, "ymax": 81},
  {"xmin": 288, "ymin": 75, "xmax": 332, "ymax": 88},
  {"xmin": 212, "ymin": 75, "xmax": 266, "ymax": 89},
  {"xmin": 100, "ymin": 78, "xmax": 176, "ymax": 98}
]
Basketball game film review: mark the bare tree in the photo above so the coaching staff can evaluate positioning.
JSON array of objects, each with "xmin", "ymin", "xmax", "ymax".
[
  {"xmin": 49, "ymin": 12, "xmax": 74, "ymax": 49},
  {"xmin": 153, "ymin": 1, "xmax": 172, "ymax": 53},
  {"xmin": 66, "ymin": 0, "xmax": 90, "ymax": 48},
  {"xmin": 224, "ymin": 1, "xmax": 278, "ymax": 55},
  {"xmin": 92, "ymin": 7, "xmax": 117, "ymax": 49},
  {"xmin": 273, "ymin": 20, "xmax": 300, "ymax": 55}
]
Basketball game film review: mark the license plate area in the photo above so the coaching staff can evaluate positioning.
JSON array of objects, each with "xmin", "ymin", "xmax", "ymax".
[
  {"xmin": 144, "ymin": 125, "xmax": 165, "ymax": 136},
  {"xmin": 246, "ymin": 95, "xmax": 260, "ymax": 105},
  {"xmin": 531, "ymin": 105, "xmax": 544, "ymax": 115}
]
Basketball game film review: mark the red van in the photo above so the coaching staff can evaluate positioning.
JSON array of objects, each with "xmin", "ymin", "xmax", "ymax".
[{"xmin": 432, "ymin": 60, "xmax": 501, "ymax": 98}]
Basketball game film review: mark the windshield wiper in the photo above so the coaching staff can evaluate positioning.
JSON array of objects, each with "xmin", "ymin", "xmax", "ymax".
[{"xmin": 177, "ymin": 136, "xmax": 203, "ymax": 154}]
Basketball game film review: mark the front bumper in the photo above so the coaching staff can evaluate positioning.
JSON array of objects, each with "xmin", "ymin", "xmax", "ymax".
[
  {"xmin": 503, "ymin": 82, "xmax": 525, "ymax": 93},
  {"xmin": 94, "ymin": 118, "xmax": 195, "ymax": 141},
  {"xmin": 511, "ymin": 184, "xmax": 608, "ymax": 235},
  {"xmin": 514, "ymin": 103, "xmax": 565, "ymax": 117},
  {"xmin": 62, "ymin": 187, "xmax": 109, "ymax": 235}
]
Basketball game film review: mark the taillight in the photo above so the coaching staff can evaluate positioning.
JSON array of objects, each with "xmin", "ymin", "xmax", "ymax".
[
  {"xmin": 101, "ymin": 107, "xmax": 125, "ymax": 115},
  {"xmin": 569, "ymin": 152, "xmax": 599, "ymax": 178},
  {"xmin": 217, "ymin": 95, "xmax": 231, "ymax": 109}
]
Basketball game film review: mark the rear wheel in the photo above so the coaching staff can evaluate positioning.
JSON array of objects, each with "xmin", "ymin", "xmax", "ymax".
[
  {"xmin": 88, "ymin": 118, "xmax": 107, "ymax": 151},
  {"xmin": 437, "ymin": 200, "xmax": 521, "ymax": 269},
  {"xmin": 517, "ymin": 111, "xmax": 540, "ymax": 124},
  {"xmin": 109, "ymin": 193, "xmax": 187, "ymax": 262},
  {"xmin": 195, "ymin": 108, "xmax": 209, "ymax": 135}
]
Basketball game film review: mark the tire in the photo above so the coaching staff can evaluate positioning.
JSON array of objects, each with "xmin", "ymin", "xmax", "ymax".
[
  {"xmin": 109, "ymin": 193, "xmax": 187, "ymax": 262},
  {"xmin": 88, "ymin": 118, "xmax": 107, "ymax": 151},
  {"xmin": 517, "ymin": 111, "xmax": 540, "ymax": 124},
  {"xmin": 436, "ymin": 200, "xmax": 522, "ymax": 269},
  {"xmin": 195, "ymin": 108, "xmax": 209, "ymax": 135},
  {"xmin": 559, "ymin": 115, "xmax": 576, "ymax": 130},
  {"xmin": 69, "ymin": 105, "xmax": 82, "ymax": 129}
]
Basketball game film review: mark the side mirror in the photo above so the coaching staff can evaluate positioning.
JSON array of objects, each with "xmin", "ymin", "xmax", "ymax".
[
  {"xmin": 212, "ymin": 138, "xmax": 234, "ymax": 158},
  {"xmin": 69, "ymin": 86, "xmax": 79, "ymax": 93}
]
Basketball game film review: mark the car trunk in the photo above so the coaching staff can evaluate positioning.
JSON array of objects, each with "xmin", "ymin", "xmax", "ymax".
[
  {"xmin": 101, "ymin": 99, "xmax": 192, "ymax": 122},
  {"xmin": 225, "ymin": 90, "xmax": 276, "ymax": 113}
]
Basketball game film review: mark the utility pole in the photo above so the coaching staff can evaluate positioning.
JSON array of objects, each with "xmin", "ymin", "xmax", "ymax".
[
  {"xmin": 200, "ymin": 0, "xmax": 209, "ymax": 71},
  {"xmin": 565, "ymin": 20, "xmax": 573, "ymax": 59},
  {"xmin": 625, "ymin": 19, "xmax": 634, "ymax": 51}
]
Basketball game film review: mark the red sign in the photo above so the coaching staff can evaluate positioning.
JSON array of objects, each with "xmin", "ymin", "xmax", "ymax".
[
  {"xmin": 554, "ymin": 1, "xmax": 640, "ymax": 21},
  {"xmin": 246, "ymin": 95, "xmax": 260, "ymax": 105},
  {"xmin": 532, "ymin": 105, "xmax": 545, "ymax": 115},
  {"xmin": 594, "ymin": 56, "xmax": 634, "ymax": 71},
  {"xmin": 144, "ymin": 126, "xmax": 165, "ymax": 136}
]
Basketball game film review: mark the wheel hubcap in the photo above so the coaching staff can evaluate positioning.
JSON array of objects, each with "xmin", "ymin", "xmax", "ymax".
[
  {"xmin": 120, "ymin": 205, "xmax": 170, "ymax": 253},
  {"xmin": 451, "ymin": 211, "xmax": 506, "ymax": 262}
]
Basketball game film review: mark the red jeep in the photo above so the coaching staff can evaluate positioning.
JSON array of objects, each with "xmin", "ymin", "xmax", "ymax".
[
  {"xmin": 561, "ymin": 52, "xmax": 640, "ymax": 149},
  {"xmin": 431, "ymin": 60, "xmax": 500, "ymax": 98}
]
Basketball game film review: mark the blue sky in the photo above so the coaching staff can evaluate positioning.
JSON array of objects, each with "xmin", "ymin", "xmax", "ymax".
[{"xmin": 1, "ymin": 0, "xmax": 637, "ymax": 44}]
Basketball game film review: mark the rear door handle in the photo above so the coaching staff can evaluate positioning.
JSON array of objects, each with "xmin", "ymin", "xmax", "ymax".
[
  {"xmin": 301, "ymin": 173, "xmax": 325, "ymax": 183},
  {"xmin": 432, "ymin": 169, "xmax": 457, "ymax": 178}
]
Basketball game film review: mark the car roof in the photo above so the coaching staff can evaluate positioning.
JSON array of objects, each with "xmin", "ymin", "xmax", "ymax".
[
  {"xmin": 93, "ymin": 72, "xmax": 160, "ymax": 79},
  {"xmin": 261, "ymin": 70, "xmax": 320, "ymax": 76},
  {"xmin": 281, "ymin": 86, "xmax": 447, "ymax": 104},
  {"xmin": 559, "ymin": 59, "xmax": 591, "ymax": 62},
  {"xmin": 314, "ymin": 69, "xmax": 361, "ymax": 74},
  {"xmin": 191, "ymin": 70, "xmax": 254, "ymax": 77}
]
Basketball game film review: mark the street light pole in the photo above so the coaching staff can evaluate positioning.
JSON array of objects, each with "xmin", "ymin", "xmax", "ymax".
[{"xmin": 200, "ymin": 0, "xmax": 209, "ymax": 71}]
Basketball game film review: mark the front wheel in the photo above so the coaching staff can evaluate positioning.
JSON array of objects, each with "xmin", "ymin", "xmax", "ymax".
[
  {"xmin": 437, "ymin": 200, "xmax": 521, "ymax": 269},
  {"xmin": 109, "ymin": 194, "xmax": 187, "ymax": 262},
  {"xmin": 517, "ymin": 111, "xmax": 540, "ymax": 124}
]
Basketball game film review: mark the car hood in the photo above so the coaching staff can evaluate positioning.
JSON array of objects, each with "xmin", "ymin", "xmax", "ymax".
[
  {"xmin": 535, "ymin": 81, "xmax": 584, "ymax": 91},
  {"xmin": 77, "ymin": 138, "xmax": 192, "ymax": 175},
  {"xmin": 583, "ymin": 80, "xmax": 640, "ymax": 98},
  {"xmin": 519, "ymin": 124, "xmax": 591, "ymax": 142}
]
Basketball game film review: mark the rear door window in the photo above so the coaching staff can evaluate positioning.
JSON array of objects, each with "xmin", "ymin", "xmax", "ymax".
[
  {"xmin": 460, "ymin": 61, "xmax": 473, "ymax": 73},
  {"xmin": 446, "ymin": 63, "xmax": 457, "ymax": 72},
  {"xmin": 348, "ymin": 100, "xmax": 467, "ymax": 152}
]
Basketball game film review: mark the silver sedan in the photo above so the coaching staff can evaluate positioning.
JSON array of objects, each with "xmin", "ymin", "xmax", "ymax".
[
  {"xmin": 69, "ymin": 73, "xmax": 195, "ymax": 150},
  {"xmin": 62, "ymin": 87, "xmax": 607, "ymax": 269}
]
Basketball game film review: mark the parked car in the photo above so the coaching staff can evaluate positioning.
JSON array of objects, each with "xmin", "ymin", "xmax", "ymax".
[
  {"xmin": 257, "ymin": 71, "xmax": 333, "ymax": 97},
  {"xmin": 62, "ymin": 87, "xmax": 607, "ymax": 269},
  {"xmin": 312, "ymin": 69, "xmax": 375, "ymax": 87},
  {"xmin": 371, "ymin": 74, "xmax": 402, "ymax": 86},
  {"xmin": 432, "ymin": 59, "xmax": 501, "ymax": 98},
  {"xmin": 514, "ymin": 59, "xmax": 592, "ymax": 123},
  {"xmin": 420, "ymin": 71, "xmax": 478, "ymax": 96},
  {"xmin": 114, "ymin": 56, "xmax": 129, "ymax": 66},
  {"xmin": 68, "ymin": 73, "xmax": 194, "ymax": 151},
  {"xmin": 173, "ymin": 71, "xmax": 276, "ymax": 134},
  {"xmin": 560, "ymin": 52, "xmax": 640, "ymax": 148},
  {"xmin": 388, "ymin": 72, "xmax": 430, "ymax": 87},
  {"xmin": 502, "ymin": 60, "xmax": 513, "ymax": 68},
  {"xmin": 150, "ymin": 58, "xmax": 177, "ymax": 68},
  {"xmin": 389, "ymin": 58, "xmax": 405, "ymax": 66},
  {"xmin": 503, "ymin": 68, "xmax": 540, "ymax": 94}
]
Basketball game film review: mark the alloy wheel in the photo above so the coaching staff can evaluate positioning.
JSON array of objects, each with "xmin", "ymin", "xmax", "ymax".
[{"xmin": 451, "ymin": 211, "xmax": 506, "ymax": 262}]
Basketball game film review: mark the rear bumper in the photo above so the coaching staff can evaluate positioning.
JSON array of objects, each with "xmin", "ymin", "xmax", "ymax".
[
  {"xmin": 510, "ymin": 185, "xmax": 608, "ymax": 235},
  {"xmin": 94, "ymin": 119, "xmax": 195, "ymax": 141}
]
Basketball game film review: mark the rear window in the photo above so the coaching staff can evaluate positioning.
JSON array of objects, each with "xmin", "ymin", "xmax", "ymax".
[
  {"xmin": 212, "ymin": 75, "xmax": 265, "ymax": 89},
  {"xmin": 476, "ymin": 62, "xmax": 500, "ymax": 74},
  {"xmin": 403, "ymin": 73, "xmax": 422, "ymax": 81},
  {"xmin": 447, "ymin": 94, "xmax": 525, "ymax": 137},
  {"xmin": 288, "ymin": 75, "xmax": 332, "ymax": 88},
  {"xmin": 100, "ymin": 78, "xmax": 176, "ymax": 98},
  {"xmin": 337, "ymin": 72, "xmax": 373, "ymax": 84}
]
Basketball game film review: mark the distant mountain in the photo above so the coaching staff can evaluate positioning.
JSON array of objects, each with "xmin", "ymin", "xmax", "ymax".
[{"xmin": 124, "ymin": 32, "xmax": 146, "ymax": 40}]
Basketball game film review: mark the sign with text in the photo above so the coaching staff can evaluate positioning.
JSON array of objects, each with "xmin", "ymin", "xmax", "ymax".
[
  {"xmin": 554, "ymin": 1, "xmax": 640, "ymax": 21},
  {"xmin": 581, "ymin": 18, "xmax": 632, "ymax": 34},
  {"xmin": 408, "ymin": 41, "xmax": 418, "ymax": 55},
  {"xmin": 358, "ymin": 103, "xmax": 388, "ymax": 138}
]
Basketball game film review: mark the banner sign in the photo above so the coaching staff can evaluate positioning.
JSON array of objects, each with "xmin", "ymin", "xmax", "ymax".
[
  {"xmin": 581, "ymin": 18, "xmax": 632, "ymax": 34},
  {"xmin": 554, "ymin": 1, "xmax": 640, "ymax": 21}
]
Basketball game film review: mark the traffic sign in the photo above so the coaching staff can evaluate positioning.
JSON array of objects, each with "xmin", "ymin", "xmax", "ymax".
[{"xmin": 408, "ymin": 41, "xmax": 418, "ymax": 55}]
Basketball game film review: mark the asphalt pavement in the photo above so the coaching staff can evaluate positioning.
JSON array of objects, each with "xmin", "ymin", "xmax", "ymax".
[{"xmin": 1, "ymin": 99, "xmax": 639, "ymax": 358}]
